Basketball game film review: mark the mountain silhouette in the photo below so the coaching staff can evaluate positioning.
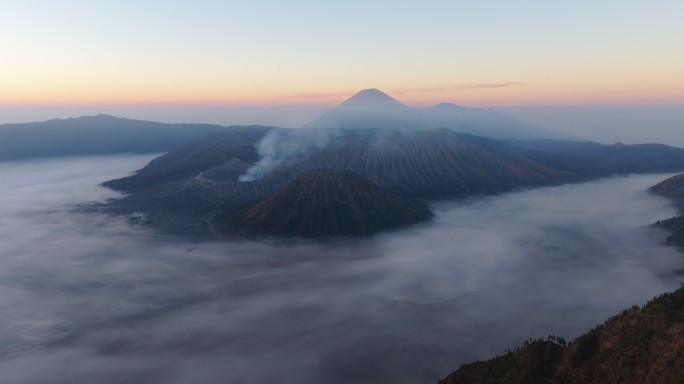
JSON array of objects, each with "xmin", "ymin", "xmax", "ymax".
[
  {"xmin": 303, "ymin": 89, "xmax": 421, "ymax": 130},
  {"xmin": 0, "ymin": 91, "xmax": 577, "ymax": 161},
  {"xmin": 651, "ymin": 173, "xmax": 684, "ymax": 247},
  {"xmin": 0, "ymin": 115, "xmax": 272, "ymax": 161},
  {"xmin": 303, "ymin": 88, "xmax": 575, "ymax": 140},
  {"xmin": 343, "ymin": 88, "xmax": 403, "ymax": 103},
  {"xmin": 651, "ymin": 173, "xmax": 684, "ymax": 206}
]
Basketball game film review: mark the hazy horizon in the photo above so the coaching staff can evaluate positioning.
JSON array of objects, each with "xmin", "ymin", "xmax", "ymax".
[{"xmin": 2, "ymin": 102, "xmax": 683, "ymax": 147}]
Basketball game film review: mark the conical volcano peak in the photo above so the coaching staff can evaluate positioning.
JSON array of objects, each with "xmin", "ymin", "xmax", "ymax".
[
  {"xmin": 336, "ymin": 89, "xmax": 410, "ymax": 111},
  {"xmin": 432, "ymin": 102, "xmax": 464, "ymax": 109},
  {"xmin": 301, "ymin": 87, "xmax": 573, "ymax": 138},
  {"xmin": 345, "ymin": 88, "xmax": 401, "ymax": 103},
  {"xmin": 302, "ymin": 88, "xmax": 416, "ymax": 129},
  {"xmin": 224, "ymin": 169, "xmax": 433, "ymax": 238}
]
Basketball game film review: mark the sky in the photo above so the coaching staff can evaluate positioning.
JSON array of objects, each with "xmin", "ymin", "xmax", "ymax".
[{"xmin": 1, "ymin": 1, "xmax": 682, "ymax": 142}]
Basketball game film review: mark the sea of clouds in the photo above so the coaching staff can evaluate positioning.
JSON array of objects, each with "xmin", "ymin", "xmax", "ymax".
[{"xmin": 0, "ymin": 155, "xmax": 681, "ymax": 384}]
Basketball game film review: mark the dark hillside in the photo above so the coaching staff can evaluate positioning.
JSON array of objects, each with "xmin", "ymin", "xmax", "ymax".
[
  {"xmin": 441, "ymin": 288, "xmax": 684, "ymax": 384},
  {"xmin": 651, "ymin": 173, "xmax": 684, "ymax": 247},
  {"xmin": 508, "ymin": 139, "xmax": 684, "ymax": 174},
  {"xmin": 220, "ymin": 170, "xmax": 432, "ymax": 238},
  {"xmin": 102, "ymin": 126, "xmax": 271, "ymax": 191},
  {"xmin": 0, "ymin": 114, "xmax": 274, "ymax": 161}
]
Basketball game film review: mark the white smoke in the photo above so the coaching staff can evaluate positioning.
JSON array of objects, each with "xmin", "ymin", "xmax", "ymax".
[{"xmin": 239, "ymin": 128, "xmax": 339, "ymax": 182}]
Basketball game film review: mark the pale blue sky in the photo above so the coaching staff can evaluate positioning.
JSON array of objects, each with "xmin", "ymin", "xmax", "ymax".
[{"xmin": 1, "ymin": 1, "xmax": 682, "ymax": 144}]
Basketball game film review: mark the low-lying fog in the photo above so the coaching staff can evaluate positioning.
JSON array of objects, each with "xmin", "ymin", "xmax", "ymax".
[{"xmin": 0, "ymin": 155, "xmax": 682, "ymax": 384}]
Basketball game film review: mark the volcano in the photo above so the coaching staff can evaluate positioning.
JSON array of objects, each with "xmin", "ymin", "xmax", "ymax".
[
  {"xmin": 337, "ymin": 88, "xmax": 407, "ymax": 107},
  {"xmin": 222, "ymin": 169, "xmax": 433, "ymax": 238},
  {"xmin": 100, "ymin": 89, "xmax": 684, "ymax": 239},
  {"xmin": 303, "ymin": 88, "xmax": 573, "ymax": 140},
  {"xmin": 302, "ymin": 88, "xmax": 421, "ymax": 131}
]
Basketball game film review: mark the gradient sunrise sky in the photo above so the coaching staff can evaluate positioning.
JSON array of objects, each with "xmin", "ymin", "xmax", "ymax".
[{"xmin": 3, "ymin": 1, "xmax": 683, "ymax": 106}]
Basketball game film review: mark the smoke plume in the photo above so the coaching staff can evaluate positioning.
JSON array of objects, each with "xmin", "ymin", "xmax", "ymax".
[{"xmin": 239, "ymin": 128, "xmax": 338, "ymax": 181}]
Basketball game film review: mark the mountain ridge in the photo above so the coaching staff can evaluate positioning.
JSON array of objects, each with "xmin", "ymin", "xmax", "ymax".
[
  {"xmin": 101, "ymin": 126, "xmax": 684, "ymax": 238},
  {"xmin": 303, "ymin": 89, "xmax": 575, "ymax": 140},
  {"xmin": 651, "ymin": 173, "xmax": 684, "ymax": 247},
  {"xmin": 440, "ymin": 288, "xmax": 684, "ymax": 384},
  {"xmin": 0, "ymin": 114, "xmax": 276, "ymax": 161}
]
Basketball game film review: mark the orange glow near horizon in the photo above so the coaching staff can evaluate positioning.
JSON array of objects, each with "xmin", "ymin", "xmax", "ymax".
[
  {"xmin": 2, "ymin": 47, "xmax": 683, "ymax": 108},
  {"xmin": 2, "ymin": 2, "xmax": 683, "ymax": 111},
  {"xmin": 2, "ymin": 84, "xmax": 682, "ymax": 108}
]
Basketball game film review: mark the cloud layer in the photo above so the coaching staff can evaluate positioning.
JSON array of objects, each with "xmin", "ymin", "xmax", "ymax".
[{"xmin": 0, "ymin": 155, "xmax": 681, "ymax": 384}]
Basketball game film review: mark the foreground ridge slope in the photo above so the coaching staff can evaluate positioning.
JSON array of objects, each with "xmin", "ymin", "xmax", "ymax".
[{"xmin": 440, "ymin": 288, "xmax": 684, "ymax": 384}]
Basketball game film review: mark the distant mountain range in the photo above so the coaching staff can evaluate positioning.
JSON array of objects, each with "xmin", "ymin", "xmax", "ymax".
[
  {"xmin": 507, "ymin": 139, "xmax": 684, "ymax": 174},
  {"xmin": 0, "ymin": 89, "xmax": 577, "ymax": 162},
  {"xmin": 304, "ymin": 89, "xmax": 577, "ymax": 140},
  {"xmin": 0, "ymin": 114, "xmax": 272, "ymax": 161}
]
